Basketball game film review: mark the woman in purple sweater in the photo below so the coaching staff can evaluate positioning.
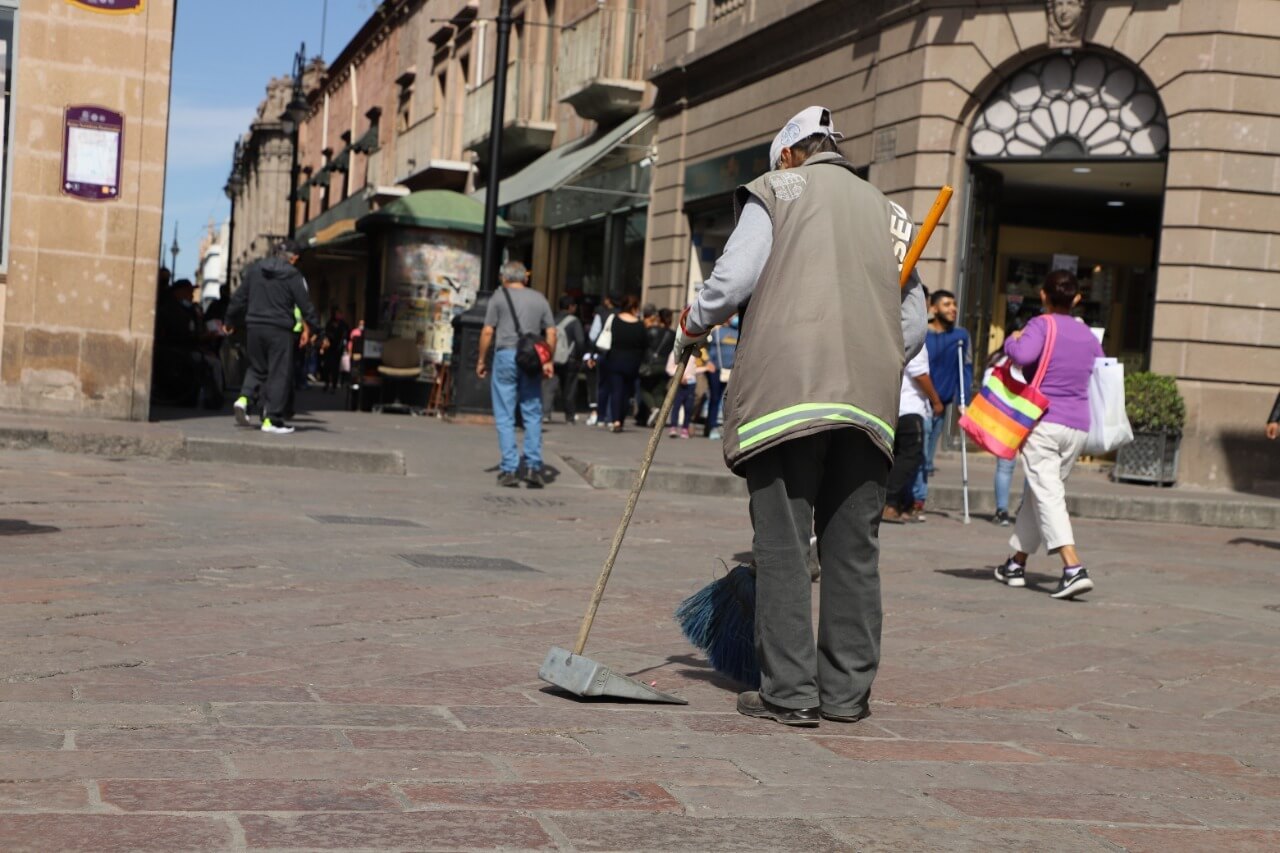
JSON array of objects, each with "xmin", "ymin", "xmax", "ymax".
[{"xmin": 994, "ymin": 271, "xmax": 1104, "ymax": 600}]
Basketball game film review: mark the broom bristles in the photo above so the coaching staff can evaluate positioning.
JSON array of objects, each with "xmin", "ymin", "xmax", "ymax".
[{"xmin": 675, "ymin": 564, "xmax": 759, "ymax": 688}]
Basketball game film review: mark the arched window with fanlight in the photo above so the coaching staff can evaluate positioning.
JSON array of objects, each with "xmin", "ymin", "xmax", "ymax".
[{"xmin": 970, "ymin": 53, "xmax": 1168, "ymax": 161}]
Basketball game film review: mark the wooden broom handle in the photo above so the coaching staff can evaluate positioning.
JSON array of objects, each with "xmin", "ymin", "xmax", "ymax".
[
  {"xmin": 900, "ymin": 185, "xmax": 954, "ymax": 289},
  {"xmin": 573, "ymin": 352, "xmax": 691, "ymax": 655}
]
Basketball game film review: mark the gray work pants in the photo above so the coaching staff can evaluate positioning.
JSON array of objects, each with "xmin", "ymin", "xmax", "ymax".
[{"xmin": 744, "ymin": 429, "xmax": 888, "ymax": 717}]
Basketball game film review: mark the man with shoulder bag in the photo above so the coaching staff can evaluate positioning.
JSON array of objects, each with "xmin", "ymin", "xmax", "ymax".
[{"xmin": 477, "ymin": 262, "xmax": 557, "ymax": 488}]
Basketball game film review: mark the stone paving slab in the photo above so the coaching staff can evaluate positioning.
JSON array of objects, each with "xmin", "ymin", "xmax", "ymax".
[{"xmin": 0, "ymin": 441, "xmax": 1277, "ymax": 850}]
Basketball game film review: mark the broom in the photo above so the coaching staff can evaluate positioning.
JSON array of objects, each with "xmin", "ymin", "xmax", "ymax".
[{"xmin": 674, "ymin": 185, "xmax": 954, "ymax": 686}]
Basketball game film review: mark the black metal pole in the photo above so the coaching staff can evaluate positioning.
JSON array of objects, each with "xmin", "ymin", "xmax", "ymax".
[
  {"xmin": 287, "ymin": 141, "xmax": 300, "ymax": 240},
  {"xmin": 479, "ymin": 0, "xmax": 513, "ymax": 293}
]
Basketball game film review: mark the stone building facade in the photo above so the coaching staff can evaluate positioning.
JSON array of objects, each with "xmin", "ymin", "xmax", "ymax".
[
  {"xmin": 225, "ymin": 61, "xmax": 324, "ymax": 291},
  {"xmin": 283, "ymin": 0, "xmax": 667, "ymax": 320},
  {"xmin": 646, "ymin": 0, "xmax": 1279, "ymax": 490},
  {"xmin": 0, "ymin": 0, "xmax": 175, "ymax": 420}
]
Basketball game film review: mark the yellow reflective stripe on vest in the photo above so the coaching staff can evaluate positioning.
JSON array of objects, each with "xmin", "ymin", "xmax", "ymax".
[
  {"xmin": 293, "ymin": 307, "xmax": 303, "ymax": 333},
  {"xmin": 737, "ymin": 402, "xmax": 894, "ymax": 451}
]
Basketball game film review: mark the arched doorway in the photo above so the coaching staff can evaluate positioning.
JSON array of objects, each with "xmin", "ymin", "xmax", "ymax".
[{"xmin": 959, "ymin": 52, "xmax": 1169, "ymax": 372}]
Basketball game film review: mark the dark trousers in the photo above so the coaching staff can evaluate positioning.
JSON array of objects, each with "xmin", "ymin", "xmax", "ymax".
[
  {"xmin": 322, "ymin": 351, "xmax": 342, "ymax": 390},
  {"xmin": 246, "ymin": 326, "xmax": 294, "ymax": 422},
  {"xmin": 669, "ymin": 383, "xmax": 695, "ymax": 428},
  {"xmin": 594, "ymin": 359, "xmax": 611, "ymax": 420},
  {"xmin": 555, "ymin": 362, "xmax": 580, "ymax": 422},
  {"xmin": 744, "ymin": 429, "xmax": 888, "ymax": 716},
  {"xmin": 607, "ymin": 364, "xmax": 639, "ymax": 426},
  {"xmin": 885, "ymin": 413, "xmax": 925, "ymax": 508}
]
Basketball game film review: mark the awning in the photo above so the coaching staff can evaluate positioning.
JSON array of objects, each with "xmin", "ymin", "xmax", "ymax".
[
  {"xmin": 295, "ymin": 190, "xmax": 371, "ymax": 246},
  {"xmin": 476, "ymin": 111, "xmax": 654, "ymax": 209},
  {"xmin": 357, "ymin": 189, "xmax": 513, "ymax": 236}
]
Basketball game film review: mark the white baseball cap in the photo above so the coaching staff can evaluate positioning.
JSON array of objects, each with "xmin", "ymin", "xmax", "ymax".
[{"xmin": 769, "ymin": 106, "xmax": 844, "ymax": 170}]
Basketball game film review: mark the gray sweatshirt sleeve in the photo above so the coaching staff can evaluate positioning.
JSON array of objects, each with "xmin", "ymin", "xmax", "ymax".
[
  {"xmin": 901, "ymin": 267, "xmax": 927, "ymax": 361},
  {"xmin": 685, "ymin": 197, "xmax": 773, "ymax": 334}
]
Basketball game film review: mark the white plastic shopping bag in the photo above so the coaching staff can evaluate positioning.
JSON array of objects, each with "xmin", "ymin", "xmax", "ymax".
[{"xmin": 1085, "ymin": 357, "xmax": 1133, "ymax": 454}]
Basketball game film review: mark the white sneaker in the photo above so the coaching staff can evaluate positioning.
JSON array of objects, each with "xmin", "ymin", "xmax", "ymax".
[
  {"xmin": 261, "ymin": 419, "xmax": 294, "ymax": 435},
  {"xmin": 585, "ymin": 411, "xmax": 598, "ymax": 426},
  {"xmin": 233, "ymin": 396, "xmax": 250, "ymax": 426}
]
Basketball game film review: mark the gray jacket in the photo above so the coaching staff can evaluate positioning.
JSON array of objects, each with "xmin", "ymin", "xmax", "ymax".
[{"xmin": 719, "ymin": 153, "xmax": 922, "ymax": 473}]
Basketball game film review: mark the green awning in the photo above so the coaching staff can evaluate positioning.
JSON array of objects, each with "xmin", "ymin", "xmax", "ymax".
[
  {"xmin": 353, "ymin": 125, "xmax": 380, "ymax": 154},
  {"xmin": 357, "ymin": 189, "xmax": 513, "ymax": 236},
  {"xmin": 474, "ymin": 111, "xmax": 654, "ymax": 209}
]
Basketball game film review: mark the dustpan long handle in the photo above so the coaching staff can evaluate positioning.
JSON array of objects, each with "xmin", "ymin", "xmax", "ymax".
[{"xmin": 574, "ymin": 350, "xmax": 692, "ymax": 655}]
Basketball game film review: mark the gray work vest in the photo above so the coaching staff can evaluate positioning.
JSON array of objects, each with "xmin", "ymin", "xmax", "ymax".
[{"xmin": 721, "ymin": 153, "xmax": 911, "ymax": 473}]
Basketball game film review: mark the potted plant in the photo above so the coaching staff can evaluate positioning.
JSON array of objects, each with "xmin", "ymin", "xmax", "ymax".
[{"xmin": 1114, "ymin": 372, "xmax": 1186, "ymax": 485}]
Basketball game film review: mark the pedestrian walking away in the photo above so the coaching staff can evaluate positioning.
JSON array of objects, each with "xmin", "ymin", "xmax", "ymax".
[
  {"xmin": 601, "ymin": 295, "xmax": 647, "ymax": 433},
  {"xmin": 883, "ymin": 345, "xmax": 941, "ymax": 523},
  {"xmin": 638, "ymin": 306, "xmax": 676, "ymax": 427},
  {"xmin": 911, "ymin": 289, "xmax": 972, "ymax": 521},
  {"xmin": 993, "ymin": 270, "xmax": 1104, "ymax": 600},
  {"xmin": 674, "ymin": 105, "xmax": 927, "ymax": 727},
  {"xmin": 224, "ymin": 239, "xmax": 321, "ymax": 435},
  {"xmin": 477, "ymin": 261, "xmax": 557, "ymax": 488},
  {"xmin": 551, "ymin": 294, "xmax": 586, "ymax": 423}
]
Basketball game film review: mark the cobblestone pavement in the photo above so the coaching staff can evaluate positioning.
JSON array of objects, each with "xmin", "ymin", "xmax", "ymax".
[{"xmin": 0, "ymin": 421, "xmax": 1277, "ymax": 851}]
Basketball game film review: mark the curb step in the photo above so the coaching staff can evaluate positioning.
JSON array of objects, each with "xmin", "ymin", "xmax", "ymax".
[
  {"xmin": 0, "ymin": 426, "xmax": 405, "ymax": 476},
  {"xmin": 568, "ymin": 457, "xmax": 1279, "ymax": 531}
]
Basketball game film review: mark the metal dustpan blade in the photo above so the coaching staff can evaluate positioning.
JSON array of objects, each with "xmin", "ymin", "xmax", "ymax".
[{"xmin": 539, "ymin": 646, "xmax": 688, "ymax": 705}]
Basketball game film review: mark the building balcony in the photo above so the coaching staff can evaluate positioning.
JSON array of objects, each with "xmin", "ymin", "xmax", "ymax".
[
  {"xmin": 394, "ymin": 116, "xmax": 473, "ymax": 191},
  {"xmin": 463, "ymin": 61, "xmax": 556, "ymax": 167},
  {"xmin": 558, "ymin": 5, "xmax": 646, "ymax": 123}
]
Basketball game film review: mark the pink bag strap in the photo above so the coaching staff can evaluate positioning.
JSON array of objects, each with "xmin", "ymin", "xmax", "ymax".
[{"xmin": 1029, "ymin": 315, "xmax": 1058, "ymax": 390}]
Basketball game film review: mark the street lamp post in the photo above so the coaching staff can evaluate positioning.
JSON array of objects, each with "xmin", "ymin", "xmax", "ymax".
[
  {"xmin": 479, "ymin": 0, "xmax": 513, "ymax": 294},
  {"xmin": 453, "ymin": 0, "xmax": 515, "ymax": 414},
  {"xmin": 281, "ymin": 43, "xmax": 309, "ymax": 241}
]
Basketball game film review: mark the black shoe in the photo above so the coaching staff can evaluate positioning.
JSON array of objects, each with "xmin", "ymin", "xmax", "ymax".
[
  {"xmin": 994, "ymin": 557, "xmax": 1026, "ymax": 588},
  {"xmin": 736, "ymin": 691, "xmax": 819, "ymax": 728},
  {"xmin": 991, "ymin": 510, "xmax": 1011, "ymax": 526},
  {"xmin": 525, "ymin": 468, "xmax": 546, "ymax": 489},
  {"xmin": 820, "ymin": 707, "xmax": 871, "ymax": 724},
  {"xmin": 1051, "ymin": 568, "xmax": 1094, "ymax": 600},
  {"xmin": 497, "ymin": 471, "xmax": 520, "ymax": 488}
]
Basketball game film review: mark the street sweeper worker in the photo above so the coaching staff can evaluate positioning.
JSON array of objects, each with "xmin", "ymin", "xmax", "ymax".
[{"xmin": 674, "ymin": 106, "xmax": 928, "ymax": 727}]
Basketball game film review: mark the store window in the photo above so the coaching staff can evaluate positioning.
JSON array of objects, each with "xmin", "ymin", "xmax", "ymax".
[{"xmin": 0, "ymin": 4, "xmax": 16, "ymax": 269}]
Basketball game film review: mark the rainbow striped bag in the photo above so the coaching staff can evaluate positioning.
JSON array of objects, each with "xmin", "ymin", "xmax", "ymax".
[{"xmin": 959, "ymin": 316, "xmax": 1058, "ymax": 460}]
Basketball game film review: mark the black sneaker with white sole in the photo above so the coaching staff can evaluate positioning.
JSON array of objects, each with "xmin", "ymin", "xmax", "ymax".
[
  {"xmin": 994, "ymin": 558, "xmax": 1026, "ymax": 587},
  {"xmin": 1050, "ymin": 568, "xmax": 1094, "ymax": 600}
]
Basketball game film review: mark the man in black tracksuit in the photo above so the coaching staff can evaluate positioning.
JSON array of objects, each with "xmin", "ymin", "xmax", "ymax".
[{"xmin": 225, "ymin": 240, "xmax": 320, "ymax": 435}]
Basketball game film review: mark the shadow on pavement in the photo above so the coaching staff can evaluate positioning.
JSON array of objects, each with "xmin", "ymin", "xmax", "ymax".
[
  {"xmin": 0, "ymin": 519, "xmax": 61, "ymax": 536},
  {"xmin": 934, "ymin": 566, "xmax": 1062, "ymax": 596},
  {"xmin": 1228, "ymin": 537, "xmax": 1280, "ymax": 551}
]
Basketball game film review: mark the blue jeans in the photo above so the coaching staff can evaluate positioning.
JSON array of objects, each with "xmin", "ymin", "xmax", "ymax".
[
  {"xmin": 994, "ymin": 455, "xmax": 1017, "ymax": 513},
  {"xmin": 491, "ymin": 349, "xmax": 543, "ymax": 473},
  {"xmin": 912, "ymin": 411, "xmax": 947, "ymax": 503}
]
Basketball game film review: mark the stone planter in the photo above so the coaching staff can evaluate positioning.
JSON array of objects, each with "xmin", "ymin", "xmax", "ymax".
[{"xmin": 1114, "ymin": 430, "xmax": 1181, "ymax": 486}]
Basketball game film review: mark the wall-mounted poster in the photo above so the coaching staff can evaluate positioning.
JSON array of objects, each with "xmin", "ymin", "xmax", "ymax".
[
  {"xmin": 62, "ymin": 106, "xmax": 123, "ymax": 201},
  {"xmin": 66, "ymin": 0, "xmax": 145, "ymax": 13}
]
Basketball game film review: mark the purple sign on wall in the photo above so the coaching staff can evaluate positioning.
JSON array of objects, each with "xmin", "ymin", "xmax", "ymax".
[
  {"xmin": 65, "ymin": 0, "xmax": 145, "ymax": 13},
  {"xmin": 62, "ymin": 106, "xmax": 124, "ymax": 201}
]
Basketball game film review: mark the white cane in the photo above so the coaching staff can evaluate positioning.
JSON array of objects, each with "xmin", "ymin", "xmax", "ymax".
[{"xmin": 957, "ymin": 341, "xmax": 971, "ymax": 524}]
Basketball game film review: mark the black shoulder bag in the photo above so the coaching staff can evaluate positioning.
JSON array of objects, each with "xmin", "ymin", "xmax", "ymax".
[{"xmin": 500, "ymin": 287, "xmax": 548, "ymax": 377}]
